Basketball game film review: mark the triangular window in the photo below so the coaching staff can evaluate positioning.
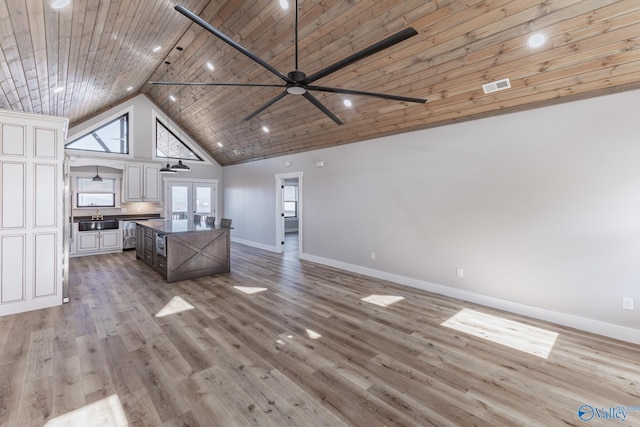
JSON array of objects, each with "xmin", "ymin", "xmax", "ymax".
[
  {"xmin": 156, "ymin": 119, "xmax": 203, "ymax": 161},
  {"xmin": 65, "ymin": 113, "xmax": 129, "ymax": 154}
]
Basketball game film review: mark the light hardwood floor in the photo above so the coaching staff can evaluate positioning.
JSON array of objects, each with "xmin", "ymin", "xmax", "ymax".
[{"xmin": 1, "ymin": 242, "xmax": 640, "ymax": 426}]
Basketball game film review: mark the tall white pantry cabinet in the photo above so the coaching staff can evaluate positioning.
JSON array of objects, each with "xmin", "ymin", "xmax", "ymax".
[{"xmin": 0, "ymin": 109, "xmax": 67, "ymax": 316}]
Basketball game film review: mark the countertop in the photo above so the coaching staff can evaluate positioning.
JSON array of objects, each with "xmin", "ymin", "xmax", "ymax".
[
  {"xmin": 135, "ymin": 219, "xmax": 230, "ymax": 234},
  {"xmin": 74, "ymin": 214, "xmax": 163, "ymax": 222}
]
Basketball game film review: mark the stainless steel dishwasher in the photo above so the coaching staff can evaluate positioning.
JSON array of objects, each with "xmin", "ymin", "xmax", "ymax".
[{"xmin": 122, "ymin": 220, "xmax": 137, "ymax": 250}]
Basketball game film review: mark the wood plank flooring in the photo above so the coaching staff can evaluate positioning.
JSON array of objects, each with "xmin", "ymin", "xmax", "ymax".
[{"xmin": 2, "ymin": 241, "xmax": 640, "ymax": 426}]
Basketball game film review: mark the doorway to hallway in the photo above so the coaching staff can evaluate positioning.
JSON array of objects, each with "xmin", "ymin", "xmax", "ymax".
[{"xmin": 275, "ymin": 172, "xmax": 302, "ymax": 257}]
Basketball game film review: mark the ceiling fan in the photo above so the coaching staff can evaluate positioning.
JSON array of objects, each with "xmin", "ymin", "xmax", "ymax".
[{"xmin": 151, "ymin": 1, "xmax": 427, "ymax": 125}]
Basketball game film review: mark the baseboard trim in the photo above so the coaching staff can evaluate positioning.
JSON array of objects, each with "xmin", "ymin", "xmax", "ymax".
[
  {"xmin": 299, "ymin": 253, "xmax": 640, "ymax": 345},
  {"xmin": 231, "ymin": 237, "xmax": 280, "ymax": 253}
]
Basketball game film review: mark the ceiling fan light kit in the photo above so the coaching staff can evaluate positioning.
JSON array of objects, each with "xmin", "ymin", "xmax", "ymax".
[{"xmin": 152, "ymin": 1, "xmax": 427, "ymax": 126}]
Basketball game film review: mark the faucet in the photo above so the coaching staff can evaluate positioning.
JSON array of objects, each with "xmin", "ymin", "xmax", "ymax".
[{"xmin": 91, "ymin": 208, "xmax": 104, "ymax": 221}]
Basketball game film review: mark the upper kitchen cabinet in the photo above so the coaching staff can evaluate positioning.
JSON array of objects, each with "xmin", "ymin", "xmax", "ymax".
[{"xmin": 123, "ymin": 163, "xmax": 161, "ymax": 202}]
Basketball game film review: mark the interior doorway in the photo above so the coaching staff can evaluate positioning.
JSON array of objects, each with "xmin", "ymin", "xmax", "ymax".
[{"xmin": 275, "ymin": 172, "xmax": 302, "ymax": 257}]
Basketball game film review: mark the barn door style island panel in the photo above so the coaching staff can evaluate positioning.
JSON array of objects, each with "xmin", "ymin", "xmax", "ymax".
[{"xmin": 134, "ymin": 219, "xmax": 230, "ymax": 283}]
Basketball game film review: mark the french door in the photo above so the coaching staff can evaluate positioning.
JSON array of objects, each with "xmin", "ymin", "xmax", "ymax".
[{"xmin": 165, "ymin": 180, "xmax": 218, "ymax": 222}]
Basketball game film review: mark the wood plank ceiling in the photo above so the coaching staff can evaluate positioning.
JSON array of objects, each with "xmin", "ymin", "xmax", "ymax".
[{"xmin": 1, "ymin": 0, "xmax": 639, "ymax": 166}]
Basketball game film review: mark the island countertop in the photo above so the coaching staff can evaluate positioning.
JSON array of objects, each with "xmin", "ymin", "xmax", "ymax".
[
  {"xmin": 135, "ymin": 219, "xmax": 229, "ymax": 234},
  {"xmin": 135, "ymin": 219, "xmax": 231, "ymax": 283}
]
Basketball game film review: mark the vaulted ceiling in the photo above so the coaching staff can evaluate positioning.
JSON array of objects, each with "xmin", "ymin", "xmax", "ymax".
[{"xmin": 1, "ymin": 0, "xmax": 639, "ymax": 165}]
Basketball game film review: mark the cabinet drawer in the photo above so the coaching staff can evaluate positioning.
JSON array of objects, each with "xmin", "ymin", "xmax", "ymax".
[
  {"xmin": 154, "ymin": 257, "xmax": 167, "ymax": 275},
  {"xmin": 144, "ymin": 249, "xmax": 153, "ymax": 263}
]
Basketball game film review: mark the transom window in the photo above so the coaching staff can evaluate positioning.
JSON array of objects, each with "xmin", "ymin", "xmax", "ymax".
[
  {"xmin": 76, "ymin": 178, "xmax": 117, "ymax": 208},
  {"xmin": 65, "ymin": 113, "xmax": 129, "ymax": 154},
  {"xmin": 156, "ymin": 119, "xmax": 203, "ymax": 161}
]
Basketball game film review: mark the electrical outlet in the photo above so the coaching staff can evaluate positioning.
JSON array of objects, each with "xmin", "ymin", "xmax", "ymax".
[
  {"xmin": 622, "ymin": 297, "xmax": 635, "ymax": 311},
  {"xmin": 456, "ymin": 268, "xmax": 464, "ymax": 278},
  {"xmin": 370, "ymin": 252, "xmax": 376, "ymax": 260}
]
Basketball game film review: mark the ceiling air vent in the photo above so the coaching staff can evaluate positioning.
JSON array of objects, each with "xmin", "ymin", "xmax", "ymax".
[
  {"xmin": 232, "ymin": 149, "xmax": 241, "ymax": 155},
  {"xmin": 482, "ymin": 78, "xmax": 511, "ymax": 94}
]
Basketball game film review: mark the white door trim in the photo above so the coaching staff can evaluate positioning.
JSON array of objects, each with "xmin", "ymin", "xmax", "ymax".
[
  {"xmin": 275, "ymin": 171, "xmax": 303, "ymax": 256},
  {"xmin": 163, "ymin": 178, "xmax": 219, "ymax": 221}
]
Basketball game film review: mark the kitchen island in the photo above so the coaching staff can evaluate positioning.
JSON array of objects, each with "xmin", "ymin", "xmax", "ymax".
[{"xmin": 135, "ymin": 219, "xmax": 230, "ymax": 283}]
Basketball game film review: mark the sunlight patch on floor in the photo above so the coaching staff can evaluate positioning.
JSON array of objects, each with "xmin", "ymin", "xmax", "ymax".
[
  {"xmin": 305, "ymin": 328, "xmax": 322, "ymax": 340},
  {"xmin": 155, "ymin": 296, "xmax": 195, "ymax": 317},
  {"xmin": 361, "ymin": 294, "xmax": 405, "ymax": 307},
  {"xmin": 233, "ymin": 286, "xmax": 268, "ymax": 294},
  {"xmin": 441, "ymin": 308, "xmax": 558, "ymax": 358},
  {"xmin": 44, "ymin": 394, "xmax": 128, "ymax": 427},
  {"xmin": 276, "ymin": 334, "xmax": 294, "ymax": 345}
]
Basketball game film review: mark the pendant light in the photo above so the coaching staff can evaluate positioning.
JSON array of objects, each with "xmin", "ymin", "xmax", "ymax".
[
  {"xmin": 170, "ymin": 46, "xmax": 191, "ymax": 172},
  {"xmin": 160, "ymin": 163, "xmax": 177, "ymax": 174},
  {"xmin": 158, "ymin": 60, "xmax": 178, "ymax": 175},
  {"xmin": 171, "ymin": 160, "xmax": 190, "ymax": 171},
  {"xmin": 92, "ymin": 166, "xmax": 103, "ymax": 182}
]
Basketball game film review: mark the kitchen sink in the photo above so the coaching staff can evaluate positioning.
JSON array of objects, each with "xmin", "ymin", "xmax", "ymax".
[{"xmin": 78, "ymin": 219, "xmax": 119, "ymax": 231}]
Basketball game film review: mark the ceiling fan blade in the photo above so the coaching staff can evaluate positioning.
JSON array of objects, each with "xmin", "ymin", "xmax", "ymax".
[
  {"xmin": 307, "ymin": 85, "xmax": 427, "ymax": 104},
  {"xmin": 302, "ymin": 92, "xmax": 344, "ymax": 125},
  {"xmin": 174, "ymin": 6, "xmax": 292, "ymax": 84},
  {"xmin": 150, "ymin": 81, "xmax": 285, "ymax": 88},
  {"xmin": 304, "ymin": 27, "xmax": 418, "ymax": 84},
  {"xmin": 244, "ymin": 91, "xmax": 289, "ymax": 121}
]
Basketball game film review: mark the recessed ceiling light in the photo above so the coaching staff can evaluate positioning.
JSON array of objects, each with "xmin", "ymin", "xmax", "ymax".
[
  {"xmin": 53, "ymin": 86, "xmax": 65, "ymax": 93},
  {"xmin": 233, "ymin": 149, "xmax": 241, "ymax": 155},
  {"xmin": 126, "ymin": 86, "xmax": 133, "ymax": 91},
  {"xmin": 279, "ymin": 0, "xmax": 289, "ymax": 10},
  {"xmin": 528, "ymin": 33, "xmax": 546, "ymax": 48},
  {"xmin": 206, "ymin": 62, "xmax": 214, "ymax": 71},
  {"xmin": 152, "ymin": 46, "xmax": 161, "ymax": 52},
  {"xmin": 169, "ymin": 95, "xmax": 176, "ymax": 102},
  {"xmin": 262, "ymin": 126, "xmax": 269, "ymax": 133},
  {"xmin": 343, "ymin": 99, "xmax": 352, "ymax": 107},
  {"xmin": 217, "ymin": 142, "xmax": 223, "ymax": 147},
  {"xmin": 51, "ymin": 0, "xmax": 70, "ymax": 9}
]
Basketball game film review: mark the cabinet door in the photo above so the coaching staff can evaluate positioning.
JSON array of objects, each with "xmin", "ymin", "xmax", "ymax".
[
  {"xmin": 143, "ymin": 165, "xmax": 160, "ymax": 202},
  {"xmin": 76, "ymin": 232, "xmax": 100, "ymax": 252},
  {"xmin": 135, "ymin": 226, "xmax": 144, "ymax": 259},
  {"xmin": 100, "ymin": 230, "xmax": 121, "ymax": 250},
  {"xmin": 124, "ymin": 164, "xmax": 143, "ymax": 202}
]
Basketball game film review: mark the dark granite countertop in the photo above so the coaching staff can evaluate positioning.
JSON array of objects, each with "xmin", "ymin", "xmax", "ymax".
[
  {"xmin": 73, "ymin": 214, "xmax": 163, "ymax": 222},
  {"xmin": 135, "ymin": 219, "xmax": 230, "ymax": 234}
]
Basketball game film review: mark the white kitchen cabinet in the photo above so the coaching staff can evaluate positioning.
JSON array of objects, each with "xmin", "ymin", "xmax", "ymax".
[
  {"xmin": 123, "ymin": 163, "xmax": 161, "ymax": 202},
  {"xmin": 76, "ymin": 230, "xmax": 122, "ymax": 254},
  {"xmin": 0, "ymin": 109, "xmax": 67, "ymax": 316}
]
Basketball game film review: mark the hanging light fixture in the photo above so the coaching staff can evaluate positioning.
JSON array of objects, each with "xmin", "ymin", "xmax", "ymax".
[
  {"xmin": 171, "ymin": 46, "xmax": 191, "ymax": 172},
  {"xmin": 160, "ymin": 163, "xmax": 177, "ymax": 174},
  {"xmin": 171, "ymin": 160, "xmax": 190, "ymax": 171},
  {"xmin": 159, "ymin": 60, "xmax": 179, "ymax": 174},
  {"xmin": 92, "ymin": 166, "xmax": 103, "ymax": 182}
]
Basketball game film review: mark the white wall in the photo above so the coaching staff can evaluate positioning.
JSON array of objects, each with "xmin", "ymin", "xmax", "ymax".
[
  {"xmin": 66, "ymin": 94, "xmax": 224, "ymax": 215},
  {"xmin": 223, "ymin": 89, "xmax": 640, "ymax": 343}
]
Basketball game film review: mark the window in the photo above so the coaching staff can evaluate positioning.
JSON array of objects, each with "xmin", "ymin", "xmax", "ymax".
[
  {"xmin": 156, "ymin": 119, "xmax": 203, "ymax": 161},
  {"xmin": 76, "ymin": 178, "xmax": 117, "ymax": 208},
  {"xmin": 65, "ymin": 113, "xmax": 129, "ymax": 154},
  {"xmin": 283, "ymin": 185, "xmax": 298, "ymax": 217}
]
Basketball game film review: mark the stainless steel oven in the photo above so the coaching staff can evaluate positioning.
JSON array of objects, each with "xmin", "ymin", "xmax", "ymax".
[{"xmin": 155, "ymin": 233, "xmax": 167, "ymax": 257}]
